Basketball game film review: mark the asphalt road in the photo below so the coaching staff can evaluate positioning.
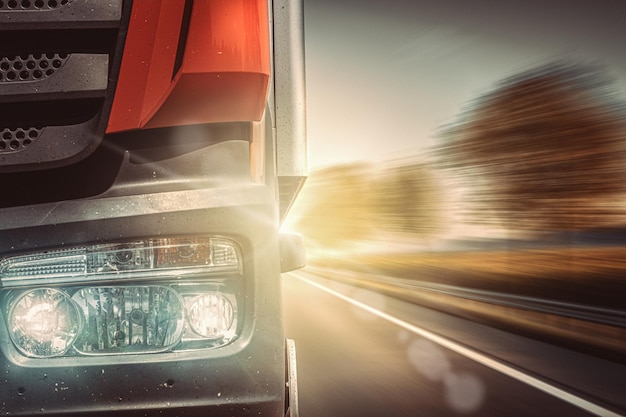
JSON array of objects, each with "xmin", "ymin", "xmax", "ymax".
[{"xmin": 283, "ymin": 269, "xmax": 626, "ymax": 417}]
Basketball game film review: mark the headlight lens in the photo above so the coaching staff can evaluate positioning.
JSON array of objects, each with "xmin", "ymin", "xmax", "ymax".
[
  {"xmin": 72, "ymin": 286, "xmax": 185, "ymax": 355},
  {"xmin": 0, "ymin": 236, "xmax": 243, "ymax": 359},
  {"xmin": 8, "ymin": 288, "xmax": 81, "ymax": 358},
  {"xmin": 187, "ymin": 293, "xmax": 235, "ymax": 339},
  {"xmin": 5, "ymin": 284, "xmax": 239, "ymax": 358}
]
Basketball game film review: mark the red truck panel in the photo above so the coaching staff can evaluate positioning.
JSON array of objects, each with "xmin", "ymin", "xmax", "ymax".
[{"xmin": 107, "ymin": 0, "xmax": 271, "ymax": 133}]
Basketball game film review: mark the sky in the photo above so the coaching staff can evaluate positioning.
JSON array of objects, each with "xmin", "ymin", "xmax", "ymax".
[{"xmin": 302, "ymin": 0, "xmax": 626, "ymax": 169}]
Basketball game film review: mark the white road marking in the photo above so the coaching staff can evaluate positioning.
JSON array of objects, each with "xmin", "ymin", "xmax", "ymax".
[{"xmin": 293, "ymin": 272, "xmax": 624, "ymax": 417}]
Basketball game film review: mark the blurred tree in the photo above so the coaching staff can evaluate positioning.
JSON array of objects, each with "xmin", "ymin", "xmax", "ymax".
[
  {"xmin": 371, "ymin": 161, "xmax": 444, "ymax": 239},
  {"xmin": 290, "ymin": 163, "xmax": 375, "ymax": 247},
  {"xmin": 434, "ymin": 62, "xmax": 626, "ymax": 232},
  {"xmin": 290, "ymin": 159, "xmax": 445, "ymax": 249}
]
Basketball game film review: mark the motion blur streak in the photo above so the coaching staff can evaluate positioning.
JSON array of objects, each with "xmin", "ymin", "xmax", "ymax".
[
  {"xmin": 286, "ymin": 59, "xmax": 626, "ymax": 360},
  {"xmin": 293, "ymin": 273, "xmax": 622, "ymax": 417}
]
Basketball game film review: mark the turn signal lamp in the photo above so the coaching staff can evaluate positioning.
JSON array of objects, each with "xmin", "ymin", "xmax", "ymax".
[
  {"xmin": 0, "ymin": 237, "xmax": 242, "ymax": 358},
  {"xmin": 0, "ymin": 237, "xmax": 241, "ymax": 288}
]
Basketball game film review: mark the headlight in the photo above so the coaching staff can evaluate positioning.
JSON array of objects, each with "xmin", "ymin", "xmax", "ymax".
[
  {"xmin": 8, "ymin": 288, "xmax": 81, "ymax": 358},
  {"xmin": 72, "ymin": 285, "xmax": 186, "ymax": 355},
  {"xmin": 0, "ymin": 237, "xmax": 243, "ymax": 359},
  {"xmin": 187, "ymin": 293, "xmax": 235, "ymax": 339}
]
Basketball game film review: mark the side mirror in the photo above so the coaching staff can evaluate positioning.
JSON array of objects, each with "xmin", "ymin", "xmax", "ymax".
[{"xmin": 279, "ymin": 232, "xmax": 306, "ymax": 273}]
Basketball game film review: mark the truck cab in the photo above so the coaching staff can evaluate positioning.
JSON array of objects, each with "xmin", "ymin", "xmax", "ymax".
[{"xmin": 0, "ymin": 1, "xmax": 305, "ymax": 416}]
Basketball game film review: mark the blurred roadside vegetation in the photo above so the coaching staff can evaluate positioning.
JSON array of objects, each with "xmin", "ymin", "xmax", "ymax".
[
  {"xmin": 288, "ymin": 158, "xmax": 447, "ymax": 248},
  {"xmin": 434, "ymin": 61, "xmax": 626, "ymax": 233},
  {"xmin": 288, "ymin": 61, "xmax": 626, "ymax": 310},
  {"xmin": 315, "ymin": 247, "xmax": 626, "ymax": 309}
]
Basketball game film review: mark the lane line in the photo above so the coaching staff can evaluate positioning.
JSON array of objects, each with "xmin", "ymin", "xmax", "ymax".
[{"xmin": 292, "ymin": 272, "xmax": 623, "ymax": 417}]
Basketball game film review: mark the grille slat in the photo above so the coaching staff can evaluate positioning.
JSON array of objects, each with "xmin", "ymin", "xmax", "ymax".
[
  {"xmin": 0, "ymin": 53, "xmax": 108, "ymax": 101},
  {"xmin": 0, "ymin": 0, "xmax": 71, "ymax": 11},
  {"xmin": 0, "ymin": 0, "xmax": 121, "ymax": 29},
  {"xmin": 0, "ymin": 53, "xmax": 69, "ymax": 83},
  {"xmin": 0, "ymin": 127, "xmax": 43, "ymax": 153}
]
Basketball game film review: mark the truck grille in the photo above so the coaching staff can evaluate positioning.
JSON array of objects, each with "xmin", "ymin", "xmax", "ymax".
[{"xmin": 0, "ymin": 0, "xmax": 131, "ymax": 172}]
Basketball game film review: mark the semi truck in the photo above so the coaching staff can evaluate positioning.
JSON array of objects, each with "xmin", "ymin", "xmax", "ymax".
[{"xmin": 0, "ymin": 0, "xmax": 306, "ymax": 416}]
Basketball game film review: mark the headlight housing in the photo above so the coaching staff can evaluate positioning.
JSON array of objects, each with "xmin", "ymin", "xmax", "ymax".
[{"xmin": 0, "ymin": 237, "xmax": 243, "ymax": 358}]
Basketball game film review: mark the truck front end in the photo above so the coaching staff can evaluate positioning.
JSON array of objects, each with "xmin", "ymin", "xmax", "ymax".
[{"xmin": 0, "ymin": 1, "xmax": 305, "ymax": 416}]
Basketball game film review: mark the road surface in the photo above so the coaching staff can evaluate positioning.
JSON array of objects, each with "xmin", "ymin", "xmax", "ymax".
[{"xmin": 283, "ymin": 268, "xmax": 626, "ymax": 417}]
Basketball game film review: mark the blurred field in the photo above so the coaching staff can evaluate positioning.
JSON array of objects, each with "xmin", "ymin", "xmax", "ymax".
[
  {"xmin": 357, "ymin": 246, "xmax": 626, "ymax": 279},
  {"xmin": 314, "ymin": 246, "xmax": 626, "ymax": 309}
]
